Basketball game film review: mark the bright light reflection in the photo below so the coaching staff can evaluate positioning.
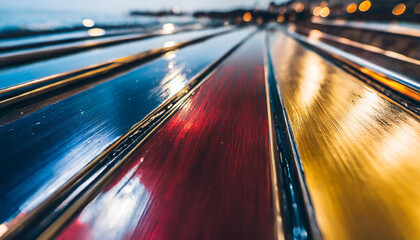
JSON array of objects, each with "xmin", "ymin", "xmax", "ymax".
[
  {"xmin": 87, "ymin": 28, "xmax": 105, "ymax": 36},
  {"xmin": 337, "ymin": 90, "xmax": 382, "ymax": 141},
  {"xmin": 172, "ymin": 6, "xmax": 180, "ymax": 14},
  {"xmin": 162, "ymin": 23, "xmax": 175, "ymax": 33},
  {"xmin": 299, "ymin": 49, "xmax": 325, "ymax": 106},
  {"xmin": 0, "ymin": 224, "xmax": 8, "ymax": 237},
  {"xmin": 168, "ymin": 62, "xmax": 174, "ymax": 70},
  {"xmin": 82, "ymin": 19, "xmax": 95, "ymax": 27},
  {"xmin": 164, "ymin": 51, "xmax": 177, "ymax": 61},
  {"xmin": 80, "ymin": 165, "xmax": 150, "ymax": 239},
  {"xmin": 377, "ymin": 121, "xmax": 418, "ymax": 168},
  {"xmin": 19, "ymin": 125, "xmax": 118, "ymax": 215},
  {"xmin": 277, "ymin": 15, "xmax": 285, "ymax": 23},
  {"xmin": 159, "ymin": 65, "xmax": 188, "ymax": 98},
  {"xmin": 164, "ymin": 41, "xmax": 177, "ymax": 48},
  {"xmin": 308, "ymin": 30, "xmax": 322, "ymax": 42},
  {"xmin": 167, "ymin": 75, "xmax": 186, "ymax": 97}
]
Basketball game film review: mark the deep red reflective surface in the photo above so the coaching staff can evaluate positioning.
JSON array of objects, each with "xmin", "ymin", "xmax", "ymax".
[{"xmin": 57, "ymin": 33, "xmax": 274, "ymax": 240}]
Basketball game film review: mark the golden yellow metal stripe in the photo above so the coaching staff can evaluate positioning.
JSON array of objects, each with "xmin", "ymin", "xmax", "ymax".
[{"xmin": 269, "ymin": 31, "xmax": 420, "ymax": 240}]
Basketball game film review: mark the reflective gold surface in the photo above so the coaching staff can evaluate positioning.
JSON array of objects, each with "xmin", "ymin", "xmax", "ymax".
[{"xmin": 270, "ymin": 31, "xmax": 420, "ymax": 240}]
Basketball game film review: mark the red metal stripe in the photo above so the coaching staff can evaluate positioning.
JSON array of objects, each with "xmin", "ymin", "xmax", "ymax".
[{"xmin": 57, "ymin": 33, "xmax": 274, "ymax": 240}]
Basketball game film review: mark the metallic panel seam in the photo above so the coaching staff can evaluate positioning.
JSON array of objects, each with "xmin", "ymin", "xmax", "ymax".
[
  {"xmin": 266, "ymin": 31, "xmax": 323, "ymax": 240},
  {"xmin": 263, "ymin": 32, "xmax": 284, "ymax": 240}
]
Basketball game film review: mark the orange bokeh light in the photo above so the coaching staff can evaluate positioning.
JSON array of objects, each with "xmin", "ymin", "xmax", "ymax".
[
  {"xmin": 415, "ymin": 3, "xmax": 420, "ymax": 14},
  {"xmin": 313, "ymin": 7, "xmax": 322, "ymax": 16},
  {"xmin": 243, "ymin": 12, "xmax": 252, "ymax": 22},
  {"xmin": 320, "ymin": 7, "xmax": 330, "ymax": 17},
  {"xmin": 392, "ymin": 3, "xmax": 406, "ymax": 15},
  {"xmin": 347, "ymin": 3, "xmax": 357, "ymax": 13},
  {"xmin": 295, "ymin": 2, "xmax": 305, "ymax": 13},
  {"xmin": 359, "ymin": 0, "xmax": 371, "ymax": 12}
]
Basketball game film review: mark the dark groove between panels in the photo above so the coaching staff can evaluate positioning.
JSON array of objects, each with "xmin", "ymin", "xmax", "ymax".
[{"xmin": 265, "ymin": 32, "xmax": 323, "ymax": 240}]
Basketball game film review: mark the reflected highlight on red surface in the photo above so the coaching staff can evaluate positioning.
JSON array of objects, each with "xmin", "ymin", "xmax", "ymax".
[{"xmin": 57, "ymin": 33, "xmax": 275, "ymax": 240}]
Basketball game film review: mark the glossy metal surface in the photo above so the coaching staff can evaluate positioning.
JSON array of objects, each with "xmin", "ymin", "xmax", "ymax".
[
  {"xmin": 0, "ymin": 28, "xmax": 254, "ymax": 226},
  {"xmin": 0, "ymin": 27, "xmax": 234, "ymax": 122},
  {"xmin": 0, "ymin": 27, "xmax": 232, "ymax": 89},
  {"xmin": 269, "ymin": 30, "xmax": 420, "ymax": 240},
  {"xmin": 0, "ymin": 25, "xmax": 186, "ymax": 53},
  {"xmin": 285, "ymin": 25, "xmax": 420, "ymax": 116},
  {"xmin": 311, "ymin": 18, "xmax": 420, "ymax": 39},
  {"xmin": 57, "ymin": 32, "xmax": 277, "ymax": 240},
  {"xmin": 289, "ymin": 25, "xmax": 420, "ymax": 92},
  {"xmin": 0, "ymin": 25, "xmax": 205, "ymax": 68}
]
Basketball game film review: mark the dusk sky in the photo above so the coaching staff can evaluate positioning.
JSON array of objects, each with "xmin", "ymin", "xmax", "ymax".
[{"xmin": 0, "ymin": 0, "xmax": 281, "ymax": 13}]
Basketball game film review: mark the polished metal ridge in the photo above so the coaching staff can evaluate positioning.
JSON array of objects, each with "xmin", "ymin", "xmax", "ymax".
[
  {"xmin": 0, "ymin": 25, "xmax": 217, "ymax": 68},
  {"xmin": 311, "ymin": 18, "xmax": 420, "ymax": 38},
  {"xmin": 0, "ymin": 22, "xmax": 174, "ymax": 39},
  {"xmin": 0, "ymin": 30, "xmax": 256, "ymax": 240},
  {"xmin": 263, "ymin": 35, "xmax": 284, "ymax": 240},
  {"xmin": 286, "ymin": 27, "xmax": 420, "ymax": 116},
  {"xmin": 301, "ymin": 27, "xmax": 420, "ymax": 66},
  {"xmin": 0, "ymin": 25, "xmax": 202, "ymax": 53},
  {"xmin": 0, "ymin": 27, "xmax": 236, "ymax": 123},
  {"xmin": 265, "ymin": 32, "xmax": 323, "ymax": 240}
]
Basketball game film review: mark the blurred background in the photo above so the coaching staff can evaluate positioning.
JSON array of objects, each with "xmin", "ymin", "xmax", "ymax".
[{"xmin": 2, "ymin": 0, "xmax": 419, "ymax": 38}]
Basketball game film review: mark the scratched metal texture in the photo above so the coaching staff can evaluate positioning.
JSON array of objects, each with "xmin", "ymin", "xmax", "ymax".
[
  {"xmin": 269, "ymin": 30, "xmax": 420, "ymax": 240},
  {"xmin": 56, "ymin": 32, "xmax": 275, "ymax": 240},
  {"xmin": 0, "ymin": 28, "xmax": 254, "ymax": 225}
]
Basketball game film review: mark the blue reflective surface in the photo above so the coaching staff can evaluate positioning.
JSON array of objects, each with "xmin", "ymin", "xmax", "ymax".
[
  {"xmin": 0, "ymin": 27, "xmax": 232, "ymax": 89},
  {"xmin": 0, "ymin": 27, "xmax": 253, "ymax": 223}
]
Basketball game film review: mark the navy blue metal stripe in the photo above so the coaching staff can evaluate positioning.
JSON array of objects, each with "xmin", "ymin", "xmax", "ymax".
[
  {"xmin": 0, "ymin": 27, "xmax": 232, "ymax": 90},
  {"xmin": 0, "ymin": 26, "xmax": 179, "ymax": 53},
  {"xmin": 0, "ymin": 27, "xmax": 236, "ymax": 122}
]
